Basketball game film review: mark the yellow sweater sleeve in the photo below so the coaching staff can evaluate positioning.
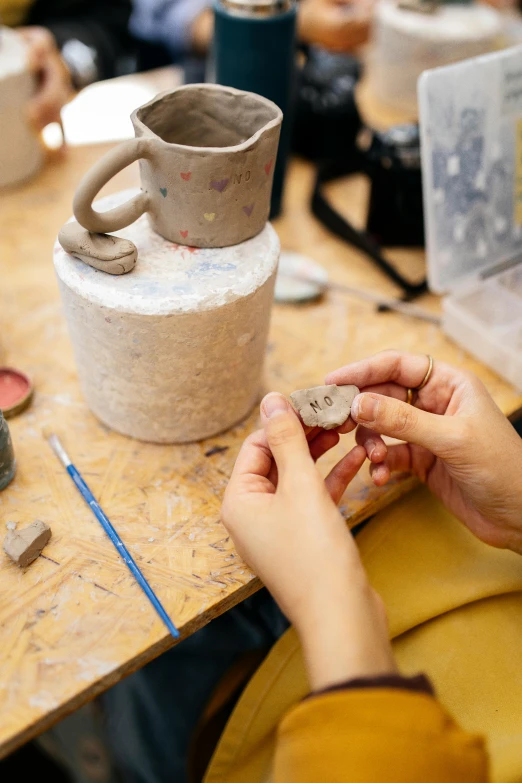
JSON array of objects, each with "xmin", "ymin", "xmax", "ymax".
[{"xmin": 274, "ymin": 688, "xmax": 488, "ymax": 783}]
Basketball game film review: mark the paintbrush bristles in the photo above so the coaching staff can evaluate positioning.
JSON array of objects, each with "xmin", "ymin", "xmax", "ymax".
[
  {"xmin": 44, "ymin": 431, "xmax": 72, "ymax": 467},
  {"xmin": 40, "ymin": 424, "xmax": 53, "ymax": 441}
]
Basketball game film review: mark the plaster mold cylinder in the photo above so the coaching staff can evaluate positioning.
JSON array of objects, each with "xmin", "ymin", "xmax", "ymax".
[
  {"xmin": 367, "ymin": 1, "xmax": 501, "ymax": 116},
  {"xmin": 0, "ymin": 28, "xmax": 43, "ymax": 187},
  {"xmin": 54, "ymin": 190, "xmax": 280, "ymax": 443}
]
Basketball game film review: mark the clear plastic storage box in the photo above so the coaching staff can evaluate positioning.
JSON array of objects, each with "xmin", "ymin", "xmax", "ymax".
[{"xmin": 419, "ymin": 46, "xmax": 522, "ymax": 390}]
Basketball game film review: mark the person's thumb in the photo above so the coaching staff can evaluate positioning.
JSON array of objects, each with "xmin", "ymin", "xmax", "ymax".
[
  {"xmin": 351, "ymin": 393, "xmax": 455, "ymax": 455},
  {"xmin": 260, "ymin": 393, "xmax": 314, "ymax": 479}
]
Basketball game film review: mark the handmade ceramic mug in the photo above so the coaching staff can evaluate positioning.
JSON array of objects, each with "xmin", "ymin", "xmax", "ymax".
[{"xmin": 73, "ymin": 84, "xmax": 283, "ymax": 248}]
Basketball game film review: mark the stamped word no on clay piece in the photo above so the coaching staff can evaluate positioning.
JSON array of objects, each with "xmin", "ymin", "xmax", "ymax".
[{"xmin": 290, "ymin": 384, "xmax": 360, "ymax": 430}]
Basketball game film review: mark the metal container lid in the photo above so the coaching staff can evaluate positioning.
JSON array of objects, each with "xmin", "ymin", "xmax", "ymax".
[{"xmin": 220, "ymin": 0, "xmax": 293, "ymax": 15}]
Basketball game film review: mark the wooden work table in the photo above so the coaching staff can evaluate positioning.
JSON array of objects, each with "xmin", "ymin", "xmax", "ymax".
[{"xmin": 1, "ymin": 130, "xmax": 521, "ymax": 758}]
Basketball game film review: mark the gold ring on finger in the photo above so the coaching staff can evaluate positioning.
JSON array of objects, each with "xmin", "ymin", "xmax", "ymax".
[{"xmin": 416, "ymin": 354, "xmax": 434, "ymax": 391}]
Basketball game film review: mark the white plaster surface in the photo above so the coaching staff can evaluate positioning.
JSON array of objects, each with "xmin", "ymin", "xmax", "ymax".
[{"xmin": 54, "ymin": 191, "xmax": 280, "ymax": 442}]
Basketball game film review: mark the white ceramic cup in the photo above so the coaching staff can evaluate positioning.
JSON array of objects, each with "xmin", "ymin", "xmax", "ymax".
[{"xmin": 0, "ymin": 28, "xmax": 43, "ymax": 188}]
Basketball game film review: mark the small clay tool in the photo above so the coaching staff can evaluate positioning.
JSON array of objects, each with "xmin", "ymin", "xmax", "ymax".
[
  {"xmin": 3, "ymin": 521, "xmax": 52, "ymax": 567},
  {"xmin": 45, "ymin": 431, "xmax": 179, "ymax": 639},
  {"xmin": 275, "ymin": 252, "xmax": 441, "ymax": 325},
  {"xmin": 290, "ymin": 384, "xmax": 360, "ymax": 430},
  {"xmin": 58, "ymin": 221, "xmax": 137, "ymax": 275}
]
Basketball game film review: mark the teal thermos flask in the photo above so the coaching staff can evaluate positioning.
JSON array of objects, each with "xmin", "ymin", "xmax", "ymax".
[{"xmin": 213, "ymin": 0, "xmax": 297, "ymax": 218}]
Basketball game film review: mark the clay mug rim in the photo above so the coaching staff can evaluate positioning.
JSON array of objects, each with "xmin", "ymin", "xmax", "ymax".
[
  {"xmin": 132, "ymin": 83, "xmax": 283, "ymax": 155},
  {"xmin": 72, "ymin": 84, "xmax": 283, "ymax": 238}
]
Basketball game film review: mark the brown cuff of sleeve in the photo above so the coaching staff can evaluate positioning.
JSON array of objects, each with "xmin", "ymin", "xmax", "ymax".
[{"xmin": 306, "ymin": 673, "xmax": 435, "ymax": 701}]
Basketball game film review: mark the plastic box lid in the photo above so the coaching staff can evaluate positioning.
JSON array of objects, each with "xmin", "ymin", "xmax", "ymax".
[{"xmin": 418, "ymin": 45, "xmax": 522, "ymax": 294}]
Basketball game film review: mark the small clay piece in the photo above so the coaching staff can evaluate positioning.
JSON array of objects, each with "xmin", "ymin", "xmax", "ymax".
[
  {"xmin": 290, "ymin": 384, "xmax": 360, "ymax": 430},
  {"xmin": 3, "ymin": 520, "xmax": 52, "ymax": 567},
  {"xmin": 58, "ymin": 221, "xmax": 137, "ymax": 275}
]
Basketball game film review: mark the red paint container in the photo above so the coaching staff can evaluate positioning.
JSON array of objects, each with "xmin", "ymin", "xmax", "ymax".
[{"xmin": 0, "ymin": 368, "xmax": 33, "ymax": 418}]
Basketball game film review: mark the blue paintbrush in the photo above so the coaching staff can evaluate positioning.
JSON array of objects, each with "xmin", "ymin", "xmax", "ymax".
[{"xmin": 46, "ymin": 432, "xmax": 179, "ymax": 639}]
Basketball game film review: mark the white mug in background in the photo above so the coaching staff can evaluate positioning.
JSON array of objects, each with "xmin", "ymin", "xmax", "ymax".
[{"xmin": 0, "ymin": 27, "xmax": 43, "ymax": 188}]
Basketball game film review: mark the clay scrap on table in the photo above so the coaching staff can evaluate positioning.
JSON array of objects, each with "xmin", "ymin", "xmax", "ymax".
[
  {"xmin": 3, "ymin": 520, "xmax": 52, "ymax": 567},
  {"xmin": 290, "ymin": 384, "xmax": 360, "ymax": 430},
  {"xmin": 58, "ymin": 221, "xmax": 137, "ymax": 275}
]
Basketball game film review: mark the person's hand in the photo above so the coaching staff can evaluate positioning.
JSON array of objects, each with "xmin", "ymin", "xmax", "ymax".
[
  {"xmin": 191, "ymin": 10, "xmax": 214, "ymax": 55},
  {"xmin": 221, "ymin": 392, "xmax": 396, "ymax": 690},
  {"xmin": 327, "ymin": 350, "xmax": 522, "ymax": 554},
  {"xmin": 20, "ymin": 27, "xmax": 73, "ymax": 131},
  {"xmin": 298, "ymin": 0, "xmax": 374, "ymax": 53}
]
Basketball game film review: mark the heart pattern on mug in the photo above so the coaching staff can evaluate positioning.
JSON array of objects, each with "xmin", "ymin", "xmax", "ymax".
[
  {"xmin": 210, "ymin": 178, "xmax": 229, "ymax": 193},
  {"xmin": 160, "ymin": 187, "xmax": 167, "ymax": 198},
  {"xmin": 204, "ymin": 212, "xmax": 216, "ymax": 222},
  {"xmin": 180, "ymin": 172, "xmax": 191, "ymax": 181},
  {"xmin": 264, "ymin": 159, "xmax": 274, "ymax": 176},
  {"xmin": 242, "ymin": 203, "xmax": 254, "ymax": 217},
  {"xmin": 180, "ymin": 230, "xmax": 189, "ymax": 238}
]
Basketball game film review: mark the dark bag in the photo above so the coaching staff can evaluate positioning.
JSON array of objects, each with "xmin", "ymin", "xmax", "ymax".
[{"xmin": 293, "ymin": 48, "xmax": 427, "ymax": 300}]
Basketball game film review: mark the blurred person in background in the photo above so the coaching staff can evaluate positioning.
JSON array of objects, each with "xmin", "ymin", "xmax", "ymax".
[
  {"xmin": 130, "ymin": 0, "xmax": 373, "ymax": 74},
  {"xmin": 1, "ymin": 0, "xmax": 133, "ymax": 130}
]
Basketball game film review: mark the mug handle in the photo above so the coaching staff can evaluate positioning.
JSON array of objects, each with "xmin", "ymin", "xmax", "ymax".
[{"xmin": 73, "ymin": 138, "xmax": 152, "ymax": 234}]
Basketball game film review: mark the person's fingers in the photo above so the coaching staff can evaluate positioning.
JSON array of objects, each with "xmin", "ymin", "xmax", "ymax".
[
  {"xmin": 357, "ymin": 382, "xmax": 407, "ymax": 401},
  {"xmin": 381, "ymin": 443, "xmax": 412, "ymax": 472},
  {"xmin": 25, "ymin": 43, "xmax": 45, "ymax": 73},
  {"xmin": 20, "ymin": 27, "xmax": 54, "ymax": 70},
  {"xmin": 369, "ymin": 443, "xmax": 411, "ymax": 480},
  {"xmin": 22, "ymin": 28, "xmax": 65, "ymax": 89},
  {"xmin": 326, "ymin": 351, "xmax": 462, "ymax": 410},
  {"xmin": 305, "ymin": 426, "xmax": 321, "ymax": 442},
  {"xmin": 326, "ymin": 350, "xmax": 433, "ymax": 387},
  {"xmin": 309, "ymin": 430, "xmax": 340, "ymax": 462},
  {"xmin": 20, "ymin": 29, "xmax": 71, "ymax": 129},
  {"xmin": 355, "ymin": 426, "xmax": 388, "ymax": 462},
  {"xmin": 260, "ymin": 393, "xmax": 315, "ymax": 480},
  {"xmin": 368, "ymin": 442, "xmax": 438, "ymax": 487},
  {"xmin": 371, "ymin": 444, "xmax": 414, "ymax": 484},
  {"xmin": 28, "ymin": 54, "xmax": 70, "ymax": 129},
  {"xmin": 335, "ymin": 417, "xmax": 357, "ymax": 435},
  {"xmin": 324, "ymin": 445, "xmax": 366, "ymax": 504},
  {"xmin": 265, "ymin": 428, "xmax": 340, "ymax": 487},
  {"xmin": 351, "ymin": 392, "xmax": 457, "ymax": 455},
  {"xmin": 370, "ymin": 462, "xmax": 391, "ymax": 486},
  {"xmin": 229, "ymin": 429, "xmax": 273, "ymax": 488},
  {"xmin": 335, "ymin": 384, "xmax": 407, "ymax": 435},
  {"xmin": 267, "ymin": 461, "xmax": 279, "ymax": 490},
  {"xmin": 368, "ymin": 443, "xmax": 412, "ymax": 486}
]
